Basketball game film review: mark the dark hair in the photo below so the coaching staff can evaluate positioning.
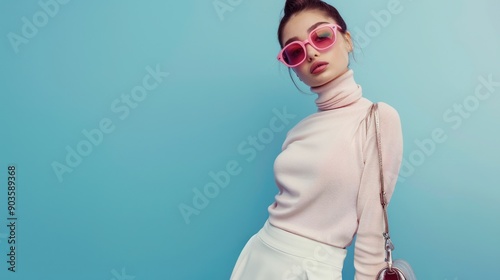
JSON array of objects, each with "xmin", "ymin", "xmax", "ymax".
[
  {"xmin": 277, "ymin": 0, "xmax": 353, "ymax": 93},
  {"xmin": 277, "ymin": 0, "xmax": 348, "ymax": 48}
]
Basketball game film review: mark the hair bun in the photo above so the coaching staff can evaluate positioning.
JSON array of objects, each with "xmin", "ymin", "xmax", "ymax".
[
  {"xmin": 284, "ymin": 0, "xmax": 321, "ymax": 15},
  {"xmin": 277, "ymin": 0, "xmax": 347, "ymax": 48}
]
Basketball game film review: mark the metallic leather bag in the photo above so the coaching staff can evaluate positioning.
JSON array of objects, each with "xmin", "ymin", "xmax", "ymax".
[{"xmin": 370, "ymin": 104, "xmax": 417, "ymax": 280}]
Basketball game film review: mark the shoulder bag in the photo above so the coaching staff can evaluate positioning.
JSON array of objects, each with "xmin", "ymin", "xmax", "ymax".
[{"xmin": 369, "ymin": 103, "xmax": 417, "ymax": 280}]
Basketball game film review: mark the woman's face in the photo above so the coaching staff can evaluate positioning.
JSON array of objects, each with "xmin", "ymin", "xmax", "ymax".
[{"xmin": 281, "ymin": 9, "xmax": 353, "ymax": 88}]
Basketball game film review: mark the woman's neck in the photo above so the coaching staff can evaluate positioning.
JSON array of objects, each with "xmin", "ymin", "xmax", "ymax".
[{"xmin": 310, "ymin": 69, "xmax": 362, "ymax": 111}]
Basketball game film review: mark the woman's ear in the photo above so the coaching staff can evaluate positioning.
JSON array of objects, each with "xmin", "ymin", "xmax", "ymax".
[{"xmin": 343, "ymin": 31, "xmax": 353, "ymax": 53}]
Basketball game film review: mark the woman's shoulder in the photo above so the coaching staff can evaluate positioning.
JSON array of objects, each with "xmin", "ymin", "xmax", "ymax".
[
  {"xmin": 374, "ymin": 102, "xmax": 402, "ymax": 134},
  {"xmin": 376, "ymin": 102, "xmax": 400, "ymax": 120}
]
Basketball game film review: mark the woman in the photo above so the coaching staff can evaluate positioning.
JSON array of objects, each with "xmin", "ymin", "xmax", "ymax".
[{"xmin": 230, "ymin": 0, "xmax": 403, "ymax": 279}]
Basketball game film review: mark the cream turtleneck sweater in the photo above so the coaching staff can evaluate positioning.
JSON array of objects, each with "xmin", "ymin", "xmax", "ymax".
[{"xmin": 267, "ymin": 69, "xmax": 403, "ymax": 279}]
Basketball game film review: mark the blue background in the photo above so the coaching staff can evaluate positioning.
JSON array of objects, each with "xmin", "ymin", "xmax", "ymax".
[{"xmin": 1, "ymin": 0, "xmax": 499, "ymax": 279}]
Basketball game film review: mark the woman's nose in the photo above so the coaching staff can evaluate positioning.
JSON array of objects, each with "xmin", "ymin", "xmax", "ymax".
[{"xmin": 305, "ymin": 43, "xmax": 319, "ymax": 61}]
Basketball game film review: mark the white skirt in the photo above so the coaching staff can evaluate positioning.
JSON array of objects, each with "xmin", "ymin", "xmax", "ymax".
[{"xmin": 230, "ymin": 219, "xmax": 347, "ymax": 280}]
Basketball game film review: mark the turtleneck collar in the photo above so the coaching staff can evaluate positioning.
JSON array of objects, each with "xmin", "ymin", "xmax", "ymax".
[{"xmin": 310, "ymin": 69, "xmax": 362, "ymax": 111}]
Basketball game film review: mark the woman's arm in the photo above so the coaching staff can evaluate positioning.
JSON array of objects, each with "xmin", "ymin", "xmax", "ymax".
[{"xmin": 354, "ymin": 102, "xmax": 403, "ymax": 280}]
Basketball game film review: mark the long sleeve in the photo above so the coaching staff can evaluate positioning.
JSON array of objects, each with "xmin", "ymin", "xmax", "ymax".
[
  {"xmin": 354, "ymin": 102, "xmax": 403, "ymax": 279},
  {"xmin": 268, "ymin": 69, "xmax": 406, "ymax": 276}
]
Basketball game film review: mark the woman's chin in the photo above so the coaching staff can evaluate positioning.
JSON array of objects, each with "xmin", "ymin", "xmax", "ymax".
[
  {"xmin": 311, "ymin": 68, "xmax": 349, "ymax": 88},
  {"xmin": 309, "ymin": 74, "xmax": 334, "ymax": 88},
  {"xmin": 300, "ymin": 66, "xmax": 346, "ymax": 88}
]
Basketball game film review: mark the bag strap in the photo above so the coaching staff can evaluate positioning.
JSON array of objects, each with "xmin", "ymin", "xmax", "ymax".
[{"xmin": 370, "ymin": 103, "xmax": 396, "ymax": 270}]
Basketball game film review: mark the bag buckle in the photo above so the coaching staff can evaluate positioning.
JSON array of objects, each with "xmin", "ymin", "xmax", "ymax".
[{"xmin": 383, "ymin": 233, "xmax": 395, "ymax": 270}]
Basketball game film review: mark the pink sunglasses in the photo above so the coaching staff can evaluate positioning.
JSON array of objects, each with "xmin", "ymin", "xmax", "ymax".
[{"xmin": 277, "ymin": 23, "xmax": 343, "ymax": 68}]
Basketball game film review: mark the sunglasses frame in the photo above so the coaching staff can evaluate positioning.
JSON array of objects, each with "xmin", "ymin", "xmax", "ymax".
[{"xmin": 277, "ymin": 23, "xmax": 343, "ymax": 68}]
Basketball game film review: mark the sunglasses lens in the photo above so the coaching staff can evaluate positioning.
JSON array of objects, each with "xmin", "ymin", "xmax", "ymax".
[
  {"xmin": 311, "ymin": 26, "xmax": 335, "ymax": 49},
  {"xmin": 283, "ymin": 43, "xmax": 305, "ymax": 66}
]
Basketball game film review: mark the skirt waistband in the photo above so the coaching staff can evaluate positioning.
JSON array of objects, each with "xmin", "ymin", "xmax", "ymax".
[{"xmin": 257, "ymin": 219, "xmax": 347, "ymax": 268}]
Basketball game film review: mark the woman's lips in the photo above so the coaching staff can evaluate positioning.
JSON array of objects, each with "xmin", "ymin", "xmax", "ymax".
[{"xmin": 310, "ymin": 62, "xmax": 329, "ymax": 74}]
